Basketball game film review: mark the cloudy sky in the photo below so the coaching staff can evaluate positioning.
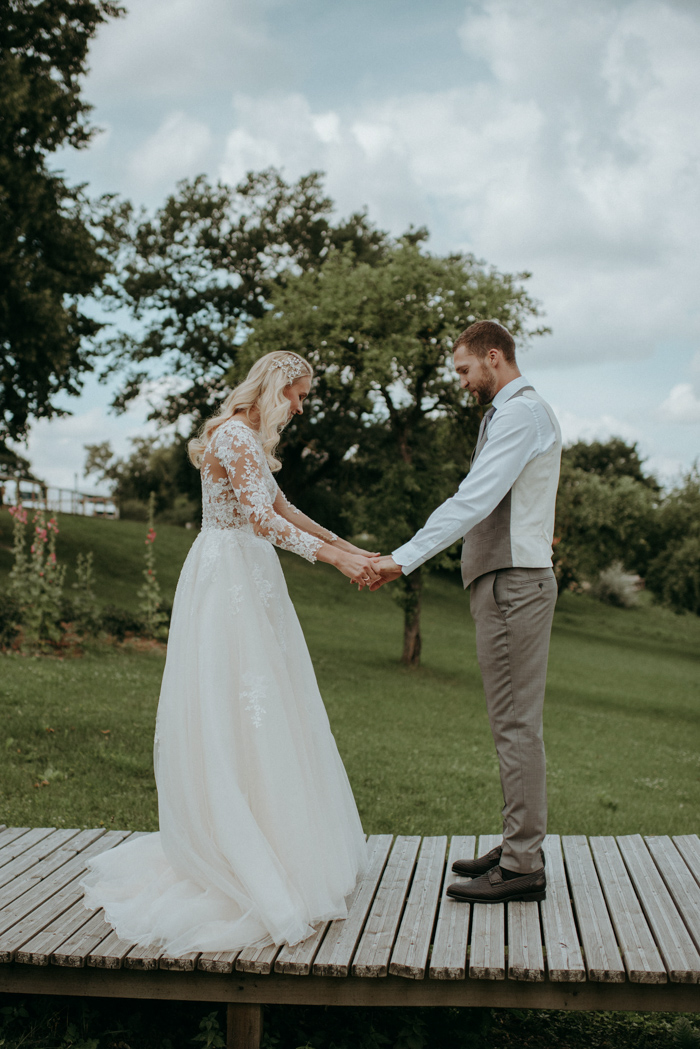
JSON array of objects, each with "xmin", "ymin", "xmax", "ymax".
[{"xmin": 22, "ymin": 0, "xmax": 700, "ymax": 491}]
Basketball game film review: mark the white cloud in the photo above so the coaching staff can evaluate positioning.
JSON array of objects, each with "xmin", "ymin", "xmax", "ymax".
[
  {"xmin": 213, "ymin": 0, "xmax": 700, "ymax": 369},
  {"xmin": 658, "ymin": 383, "xmax": 700, "ymax": 424},
  {"xmin": 555, "ymin": 408, "xmax": 643, "ymax": 447},
  {"xmin": 129, "ymin": 111, "xmax": 212, "ymax": 187},
  {"xmin": 86, "ymin": 0, "xmax": 285, "ymax": 102}
]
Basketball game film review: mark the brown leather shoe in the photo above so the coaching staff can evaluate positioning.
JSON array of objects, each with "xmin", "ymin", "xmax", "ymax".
[
  {"xmin": 446, "ymin": 865, "xmax": 546, "ymax": 904},
  {"xmin": 451, "ymin": 845, "xmax": 545, "ymax": 878}
]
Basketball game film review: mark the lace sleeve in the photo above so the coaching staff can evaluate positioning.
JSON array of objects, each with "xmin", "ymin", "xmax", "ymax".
[
  {"xmin": 275, "ymin": 488, "xmax": 339, "ymax": 543},
  {"xmin": 213, "ymin": 425, "xmax": 324, "ymax": 563}
]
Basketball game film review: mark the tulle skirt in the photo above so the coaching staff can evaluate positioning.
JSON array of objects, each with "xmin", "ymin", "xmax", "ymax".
[{"xmin": 80, "ymin": 528, "xmax": 367, "ymax": 954}]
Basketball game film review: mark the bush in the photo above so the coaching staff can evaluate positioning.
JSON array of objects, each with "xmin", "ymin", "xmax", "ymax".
[
  {"xmin": 647, "ymin": 535, "xmax": 700, "ymax": 616},
  {"xmin": 591, "ymin": 562, "xmax": 641, "ymax": 609},
  {"xmin": 99, "ymin": 604, "xmax": 146, "ymax": 641},
  {"xmin": 0, "ymin": 591, "xmax": 21, "ymax": 649}
]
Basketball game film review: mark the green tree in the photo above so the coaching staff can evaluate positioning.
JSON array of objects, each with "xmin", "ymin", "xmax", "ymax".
[
  {"xmin": 0, "ymin": 0, "xmax": 124, "ymax": 440},
  {"xmin": 242, "ymin": 240, "xmax": 547, "ymax": 665},
  {"xmin": 553, "ymin": 438, "xmax": 662, "ymax": 591},
  {"xmin": 104, "ymin": 169, "xmax": 388, "ymax": 425},
  {"xmin": 84, "ymin": 436, "xmax": 199, "ymax": 524},
  {"xmin": 564, "ymin": 437, "xmax": 660, "ymax": 491},
  {"xmin": 553, "ymin": 459, "xmax": 659, "ymax": 590},
  {"xmin": 646, "ymin": 466, "xmax": 700, "ymax": 614}
]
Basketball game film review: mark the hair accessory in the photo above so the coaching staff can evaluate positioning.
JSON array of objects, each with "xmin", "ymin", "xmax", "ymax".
[{"xmin": 270, "ymin": 353, "xmax": 308, "ymax": 384}]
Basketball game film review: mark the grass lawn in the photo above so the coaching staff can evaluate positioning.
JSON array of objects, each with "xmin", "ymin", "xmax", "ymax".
[
  {"xmin": 1, "ymin": 512, "xmax": 699, "ymax": 1048},
  {"xmin": 0, "ymin": 512, "xmax": 698, "ymax": 837}
]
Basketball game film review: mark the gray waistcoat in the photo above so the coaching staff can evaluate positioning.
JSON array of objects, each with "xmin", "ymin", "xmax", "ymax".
[{"xmin": 461, "ymin": 385, "xmax": 562, "ymax": 589}]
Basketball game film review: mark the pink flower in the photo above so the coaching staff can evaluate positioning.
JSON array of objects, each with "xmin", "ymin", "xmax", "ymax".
[
  {"xmin": 9, "ymin": 505, "xmax": 28, "ymax": 525},
  {"xmin": 50, "ymin": 552, "xmax": 56, "ymax": 564}
]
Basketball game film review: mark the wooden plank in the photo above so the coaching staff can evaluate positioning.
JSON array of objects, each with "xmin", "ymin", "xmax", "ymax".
[
  {"xmin": 0, "ymin": 828, "xmax": 33, "ymax": 864},
  {"xmin": 468, "ymin": 834, "xmax": 505, "ymax": 981},
  {"xmin": 389, "ymin": 836, "xmax": 447, "ymax": 979},
  {"xmin": 674, "ymin": 835, "xmax": 700, "ymax": 887},
  {"xmin": 0, "ymin": 829, "xmax": 107, "ymax": 937},
  {"xmin": 0, "ymin": 828, "xmax": 80, "ymax": 892},
  {"xmin": 508, "ymin": 898, "xmax": 545, "ymax": 982},
  {"xmin": 13, "ymin": 831, "xmax": 137, "ymax": 966},
  {"xmin": 429, "ymin": 835, "xmax": 475, "ymax": 980},
  {"xmin": 235, "ymin": 942, "xmax": 281, "ymax": 975},
  {"xmin": 198, "ymin": 949, "xmax": 241, "ymax": 974},
  {"xmin": 562, "ymin": 836, "xmax": 624, "ymax": 982},
  {"xmin": 275, "ymin": 923, "xmax": 327, "ymax": 977},
  {"xmin": 618, "ymin": 835, "xmax": 700, "ymax": 984},
  {"xmin": 313, "ymin": 834, "xmax": 393, "ymax": 977},
  {"xmin": 159, "ymin": 951, "xmax": 200, "ymax": 972},
  {"xmin": 87, "ymin": 927, "xmax": 137, "ymax": 969},
  {"xmin": 540, "ymin": 835, "xmax": 585, "ymax": 982},
  {"xmin": 646, "ymin": 837, "xmax": 700, "ymax": 960},
  {"xmin": 227, "ymin": 1003, "xmax": 263, "ymax": 1049},
  {"xmin": 52, "ymin": 909, "xmax": 114, "ymax": 967},
  {"xmin": 123, "ymin": 942, "xmax": 164, "ymax": 971},
  {"xmin": 0, "ymin": 831, "xmax": 128, "ymax": 963},
  {"xmin": 590, "ymin": 836, "xmax": 666, "ymax": 984},
  {"xmin": 352, "ymin": 835, "xmax": 421, "ymax": 978},
  {"xmin": 51, "ymin": 831, "xmax": 151, "ymax": 969}
]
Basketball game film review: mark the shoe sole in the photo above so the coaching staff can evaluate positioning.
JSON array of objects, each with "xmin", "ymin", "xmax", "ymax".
[{"xmin": 446, "ymin": 889, "xmax": 546, "ymax": 903}]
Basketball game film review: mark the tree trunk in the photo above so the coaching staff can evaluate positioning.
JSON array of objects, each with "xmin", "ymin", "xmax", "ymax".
[{"xmin": 401, "ymin": 568, "xmax": 422, "ymax": 667}]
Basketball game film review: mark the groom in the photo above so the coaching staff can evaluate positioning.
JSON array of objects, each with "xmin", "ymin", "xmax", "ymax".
[{"xmin": 372, "ymin": 320, "xmax": 561, "ymax": 904}]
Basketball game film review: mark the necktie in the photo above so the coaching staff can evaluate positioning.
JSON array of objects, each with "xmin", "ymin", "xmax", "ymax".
[{"xmin": 471, "ymin": 406, "xmax": 496, "ymax": 466}]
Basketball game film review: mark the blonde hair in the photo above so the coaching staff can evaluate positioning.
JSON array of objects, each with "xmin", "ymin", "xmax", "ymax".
[{"xmin": 188, "ymin": 352, "xmax": 313, "ymax": 473}]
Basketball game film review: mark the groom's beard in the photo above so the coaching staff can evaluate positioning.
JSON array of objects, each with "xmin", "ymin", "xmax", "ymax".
[{"xmin": 472, "ymin": 370, "xmax": 498, "ymax": 406}]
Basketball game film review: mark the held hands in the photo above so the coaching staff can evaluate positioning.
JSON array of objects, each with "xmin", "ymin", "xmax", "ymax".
[{"xmin": 363, "ymin": 555, "xmax": 403, "ymax": 591}]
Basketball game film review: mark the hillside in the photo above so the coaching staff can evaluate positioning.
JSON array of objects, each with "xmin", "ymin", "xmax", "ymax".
[
  {"xmin": 1, "ymin": 509, "xmax": 699, "ymax": 837},
  {"xmin": 0, "ymin": 508, "xmax": 197, "ymax": 610}
]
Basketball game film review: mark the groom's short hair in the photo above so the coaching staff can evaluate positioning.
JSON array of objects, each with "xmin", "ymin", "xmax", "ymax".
[{"xmin": 454, "ymin": 321, "xmax": 516, "ymax": 364}]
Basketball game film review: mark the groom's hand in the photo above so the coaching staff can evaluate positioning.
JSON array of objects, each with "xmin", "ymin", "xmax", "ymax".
[{"xmin": 368, "ymin": 555, "xmax": 402, "ymax": 591}]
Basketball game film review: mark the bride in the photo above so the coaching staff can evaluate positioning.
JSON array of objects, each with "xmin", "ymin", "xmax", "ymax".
[{"xmin": 80, "ymin": 351, "xmax": 379, "ymax": 954}]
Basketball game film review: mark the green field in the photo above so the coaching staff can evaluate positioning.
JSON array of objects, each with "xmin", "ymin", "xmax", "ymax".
[
  {"xmin": 1, "ymin": 509, "xmax": 698, "ymax": 837},
  {"xmin": 1, "ymin": 511, "xmax": 699, "ymax": 1048}
]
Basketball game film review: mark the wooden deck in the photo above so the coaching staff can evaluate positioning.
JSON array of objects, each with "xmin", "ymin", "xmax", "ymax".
[{"xmin": 1, "ymin": 825, "xmax": 699, "ymax": 1046}]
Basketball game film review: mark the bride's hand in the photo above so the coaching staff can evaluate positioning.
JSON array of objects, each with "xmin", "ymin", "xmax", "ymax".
[
  {"xmin": 317, "ymin": 544, "xmax": 381, "ymax": 587},
  {"xmin": 332, "ymin": 538, "xmax": 380, "ymax": 558}
]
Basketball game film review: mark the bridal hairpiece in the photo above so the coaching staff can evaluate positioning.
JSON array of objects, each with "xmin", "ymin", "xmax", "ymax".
[{"xmin": 270, "ymin": 353, "xmax": 307, "ymax": 384}]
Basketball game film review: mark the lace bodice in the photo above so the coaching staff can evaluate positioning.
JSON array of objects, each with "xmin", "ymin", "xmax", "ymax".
[{"xmin": 200, "ymin": 418, "xmax": 325, "ymax": 563}]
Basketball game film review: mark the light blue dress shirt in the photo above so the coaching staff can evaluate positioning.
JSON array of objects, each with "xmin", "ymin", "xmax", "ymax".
[{"xmin": 392, "ymin": 375, "xmax": 557, "ymax": 575}]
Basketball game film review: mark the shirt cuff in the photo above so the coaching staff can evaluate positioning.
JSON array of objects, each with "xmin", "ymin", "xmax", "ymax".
[{"xmin": 391, "ymin": 542, "xmax": 426, "ymax": 576}]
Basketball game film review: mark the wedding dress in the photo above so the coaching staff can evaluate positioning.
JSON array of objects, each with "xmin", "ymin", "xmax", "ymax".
[{"xmin": 80, "ymin": 418, "xmax": 367, "ymax": 954}]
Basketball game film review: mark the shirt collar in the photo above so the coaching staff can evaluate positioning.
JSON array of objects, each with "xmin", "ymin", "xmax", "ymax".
[{"xmin": 492, "ymin": 374, "xmax": 530, "ymax": 411}]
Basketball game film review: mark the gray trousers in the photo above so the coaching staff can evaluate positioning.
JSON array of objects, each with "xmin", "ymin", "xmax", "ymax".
[{"xmin": 470, "ymin": 566, "xmax": 558, "ymax": 874}]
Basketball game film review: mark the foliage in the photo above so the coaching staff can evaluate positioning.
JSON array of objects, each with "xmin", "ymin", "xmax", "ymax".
[
  {"xmin": 98, "ymin": 603, "xmax": 146, "ymax": 640},
  {"xmin": 7, "ymin": 504, "xmax": 66, "ymax": 646},
  {"xmin": 71, "ymin": 551, "xmax": 101, "ymax": 636},
  {"xmin": 0, "ymin": 0, "xmax": 124, "ymax": 440},
  {"xmin": 103, "ymin": 169, "xmax": 389, "ymax": 425},
  {"xmin": 192, "ymin": 1010, "xmax": 226, "ymax": 1049},
  {"xmin": 3, "ymin": 529, "xmax": 699, "ymax": 836},
  {"xmin": 137, "ymin": 492, "xmax": 168, "ymax": 639},
  {"xmin": 564, "ymin": 437, "xmax": 660, "ymax": 491},
  {"xmin": 591, "ymin": 561, "xmax": 640, "ymax": 608},
  {"xmin": 243, "ymin": 240, "xmax": 547, "ymax": 662},
  {"xmin": 553, "ymin": 451, "xmax": 659, "ymax": 590},
  {"xmin": 84, "ymin": 434, "xmax": 200, "ymax": 523},
  {"xmin": 646, "ymin": 466, "xmax": 700, "ymax": 614}
]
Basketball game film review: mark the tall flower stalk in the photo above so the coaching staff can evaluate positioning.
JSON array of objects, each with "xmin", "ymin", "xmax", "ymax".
[
  {"xmin": 137, "ymin": 492, "xmax": 167, "ymax": 639},
  {"xmin": 9, "ymin": 506, "xmax": 66, "ymax": 645}
]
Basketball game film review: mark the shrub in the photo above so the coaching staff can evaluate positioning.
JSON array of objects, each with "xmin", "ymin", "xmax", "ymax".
[
  {"xmin": 647, "ymin": 535, "xmax": 700, "ymax": 616},
  {"xmin": 99, "ymin": 605, "xmax": 146, "ymax": 641},
  {"xmin": 0, "ymin": 591, "xmax": 21, "ymax": 649},
  {"xmin": 591, "ymin": 561, "xmax": 640, "ymax": 608}
]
